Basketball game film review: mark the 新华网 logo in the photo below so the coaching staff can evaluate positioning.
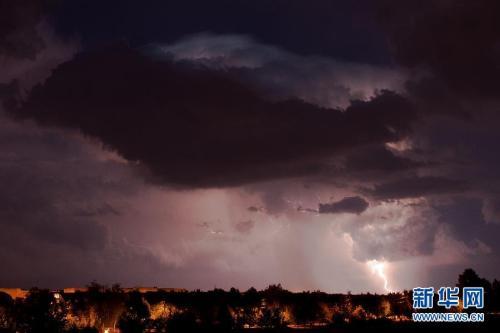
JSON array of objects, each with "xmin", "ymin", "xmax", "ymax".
[
  {"xmin": 413, "ymin": 286, "xmax": 484, "ymax": 309},
  {"xmin": 412, "ymin": 287, "xmax": 485, "ymax": 322}
]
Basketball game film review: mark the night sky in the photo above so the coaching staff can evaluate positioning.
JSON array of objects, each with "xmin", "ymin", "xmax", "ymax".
[{"xmin": 1, "ymin": 0, "xmax": 500, "ymax": 293}]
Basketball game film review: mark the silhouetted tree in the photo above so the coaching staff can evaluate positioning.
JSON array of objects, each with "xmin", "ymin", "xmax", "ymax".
[
  {"xmin": 6, "ymin": 271, "xmax": 500, "ymax": 332},
  {"xmin": 213, "ymin": 305, "xmax": 234, "ymax": 332},
  {"xmin": 149, "ymin": 317, "xmax": 169, "ymax": 333},
  {"xmin": 0, "ymin": 292, "xmax": 14, "ymax": 333},
  {"xmin": 457, "ymin": 268, "xmax": 492, "ymax": 310},
  {"xmin": 66, "ymin": 327, "xmax": 99, "ymax": 333},
  {"xmin": 118, "ymin": 291, "xmax": 150, "ymax": 333},
  {"xmin": 457, "ymin": 268, "xmax": 491, "ymax": 290},
  {"xmin": 388, "ymin": 291, "xmax": 412, "ymax": 317},
  {"xmin": 166, "ymin": 310, "xmax": 199, "ymax": 333},
  {"xmin": 259, "ymin": 307, "xmax": 285, "ymax": 329},
  {"xmin": 86, "ymin": 283, "xmax": 125, "ymax": 330},
  {"xmin": 17, "ymin": 288, "xmax": 66, "ymax": 333},
  {"xmin": 292, "ymin": 292, "xmax": 324, "ymax": 324},
  {"xmin": 331, "ymin": 294, "xmax": 353, "ymax": 325},
  {"xmin": 491, "ymin": 279, "xmax": 500, "ymax": 311}
]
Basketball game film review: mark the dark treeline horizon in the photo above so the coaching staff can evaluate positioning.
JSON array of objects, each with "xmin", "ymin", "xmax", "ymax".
[{"xmin": 2, "ymin": 268, "xmax": 500, "ymax": 333}]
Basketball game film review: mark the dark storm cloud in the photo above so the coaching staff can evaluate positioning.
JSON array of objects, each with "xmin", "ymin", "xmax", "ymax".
[
  {"xmin": 0, "ymin": 111, "xmax": 181, "ymax": 288},
  {"xmin": 432, "ymin": 197, "xmax": 500, "ymax": 267},
  {"xmin": 368, "ymin": 176, "xmax": 467, "ymax": 200},
  {"xmin": 0, "ymin": 81, "xmax": 17, "ymax": 97},
  {"xmin": 482, "ymin": 198, "xmax": 500, "ymax": 225},
  {"xmin": 0, "ymin": 0, "xmax": 57, "ymax": 59},
  {"xmin": 377, "ymin": 0, "xmax": 500, "ymax": 98},
  {"xmin": 318, "ymin": 196, "xmax": 369, "ymax": 215},
  {"xmin": 8, "ymin": 45, "xmax": 416, "ymax": 188},
  {"xmin": 0, "ymin": 81, "xmax": 20, "ymax": 110},
  {"xmin": 0, "ymin": 117, "xmax": 133, "ymax": 252},
  {"xmin": 343, "ymin": 145, "xmax": 420, "ymax": 173},
  {"xmin": 0, "ymin": 225, "xmax": 171, "ymax": 288},
  {"xmin": 74, "ymin": 203, "xmax": 120, "ymax": 217},
  {"xmin": 3, "ymin": 0, "xmax": 500, "ymax": 292},
  {"xmin": 435, "ymin": 197, "xmax": 486, "ymax": 244}
]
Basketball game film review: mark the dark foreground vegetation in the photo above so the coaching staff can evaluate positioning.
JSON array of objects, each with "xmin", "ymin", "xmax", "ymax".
[{"xmin": 1, "ymin": 269, "xmax": 500, "ymax": 333}]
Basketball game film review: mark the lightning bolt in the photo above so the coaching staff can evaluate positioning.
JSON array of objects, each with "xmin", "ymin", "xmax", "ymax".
[{"xmin": 367, "ymin": 260, "xmax": 391, "ymax": 293}]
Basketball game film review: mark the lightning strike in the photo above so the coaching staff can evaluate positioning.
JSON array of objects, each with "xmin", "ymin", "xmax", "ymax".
[{"xmin": 367, "ymin": 259, "xmax": 391, "ymax": 293}]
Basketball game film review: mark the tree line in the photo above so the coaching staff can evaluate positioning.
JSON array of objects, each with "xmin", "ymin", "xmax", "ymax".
[{"xmin": 1, "ymin": 269, "xmax": 500, "ymax": 332}]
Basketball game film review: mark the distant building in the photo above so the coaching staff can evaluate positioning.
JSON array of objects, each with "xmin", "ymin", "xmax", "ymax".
[
  {"xmin": 122, "ymin": 287, "xmax": 187, "ymax": 293},
  {"xmin": 63, "ymin": 287, "xmax": 89, "ymax": 294},
  {"xmin": 0, "ymin": 288, "xmax": 29, "ymax": 299},
  {"xmin": 0, "ymin": 286, "xmax": 187, "ymax": 299},
  {"xmin": 63, "ymin": 287, "xmax": 187, "ymax": 294}
]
